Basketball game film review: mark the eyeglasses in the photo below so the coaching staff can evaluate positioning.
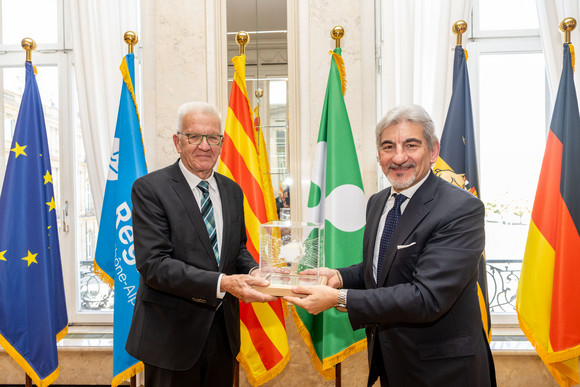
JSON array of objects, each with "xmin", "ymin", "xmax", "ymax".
[{"xmin": 178, "ymin": 132, "xmax": 223, "ymax": 146}]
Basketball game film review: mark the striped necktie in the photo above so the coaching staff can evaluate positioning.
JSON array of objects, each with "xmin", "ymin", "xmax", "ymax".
[
  {"xmin": 376, "ymin": 193, "xmax": 407, "ymax": 283},
  {"xmin": 198, "ymin": 180, "xmax": 219, "ymax": 264}
]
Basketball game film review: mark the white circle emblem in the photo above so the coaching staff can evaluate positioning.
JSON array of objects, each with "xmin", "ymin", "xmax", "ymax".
[{"xmin": 325, "ymin": 184, "xmax": 366, "ymax": 232}]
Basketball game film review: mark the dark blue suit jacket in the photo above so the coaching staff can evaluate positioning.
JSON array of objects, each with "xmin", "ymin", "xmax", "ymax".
[
  {"xmin": 339, "ymin": 171, "xmax": 495, "ymax": 386},
  {"xmin": 126, "ymin": 161, "xmax": 257, "ymax": 371}
]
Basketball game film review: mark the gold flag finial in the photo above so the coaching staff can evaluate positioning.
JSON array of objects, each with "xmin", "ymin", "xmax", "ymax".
[
  {"xmin": 236, "ymin": 31, "xmax": 250, "ymax": 55},
  {"xmin": 453, "ymin": 20, "xmax": 468, "ymax": 47},
  {"xmin": 255, "ymin": 88, "xmax": 263, "ymax": 100},
  {"xmin": 559, "ymin": 18, "xmax": 577, "ymax": 44},
  {"xmin": 124, "ymin": 31, "xmax": 139, "ymax": 54},
  {"xmin": 21, "ymin": 38, "xmax": 37, "ymax": 63},
  {"xmin": 331, "ymin": 26, "xmax": 345, "ymax": 49}
]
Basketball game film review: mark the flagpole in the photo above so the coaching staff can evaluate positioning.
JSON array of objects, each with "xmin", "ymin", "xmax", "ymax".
[
  {"xmin": 124, "ymin": 30, "xmax": 138, "ymax": 54},
  {"xmin": 124, "ymin": 30, "xmax": 140, "ymax": 387},
  {"xmin": 559, "ymin": 17, "xmax": 576, "ymax": 44},
  {"xmin": 21, "ymin": 37, "xmax": 37, "ymax": 63},
  {"xmin": 331, "ymin": 25, "xmax": 345, "ymax": 387},
  {"xmin": 331, "ymin": 25, "xmax": 344, "ymax": 48},
  {"xmin": 559, "ymin": 17, "xmax": 579, "ymax": 383},
  {"xmin": 452, "ymin": 20, "xmax": 467, "ymax": 47},
  {"xmin": 233, "ymin": 31, "xmax": 249, "ymax": 387},
  {"xmin": 21, "ymin": 36, "xmax": 36, "ymax": 387},
  {"xmin": 237, "ymin": 30, "xmax": 250, "ymax": 55}
]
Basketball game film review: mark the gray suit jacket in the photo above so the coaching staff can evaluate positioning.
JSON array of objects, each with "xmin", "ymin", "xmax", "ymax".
[
  {"xmin": 339, "ymin": 171, "xmax": 495, "ymax": 386},
  {"xmin": 125, "ymin": 161, "xmax": 257, "ymax": 371}
]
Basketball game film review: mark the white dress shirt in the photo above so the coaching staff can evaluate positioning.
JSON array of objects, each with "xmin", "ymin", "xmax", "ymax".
[
  {"xmin": 178, "ymin": 160, "xmax": 226, "ymax": 298},
  {"xmin": 372, "ymin": 173, "xmax": 430, "ymax": 282}
]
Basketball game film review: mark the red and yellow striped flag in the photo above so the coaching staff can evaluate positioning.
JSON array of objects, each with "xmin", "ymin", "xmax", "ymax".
[
  {"xmin": 218, "ymin": 54, "xmax": 290, "ymax": 386},
  {"xmin": 516, "ymin": 43, "xmax": 580, "ymax": 387}
]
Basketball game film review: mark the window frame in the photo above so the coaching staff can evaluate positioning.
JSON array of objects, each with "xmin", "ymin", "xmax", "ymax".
[
  {"xmin": 0, "ymin": 0, "xmax": 113, "ymax": 324},
  {"xmin": 468, "ymin": 5, "xmax": 548, "ymax": 328}
]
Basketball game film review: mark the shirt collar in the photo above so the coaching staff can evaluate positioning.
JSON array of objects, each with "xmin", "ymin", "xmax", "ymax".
[
  {"xmin": 391, "ymin": 171, "xmax": 430, "ymax": 200},
  {"xmin": 178, "ymin": 159, "xmax": 218, "ymax": 192}
]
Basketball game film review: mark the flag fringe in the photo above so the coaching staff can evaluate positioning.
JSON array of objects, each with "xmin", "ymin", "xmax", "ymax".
[
  {"xmin": 329, "ymin": 50, "xmax": 347, "ymax": 96},
  {"xmin": 119, "ymin": 57, "xmax": 141, "ymax": 128},
  {"xmin": 290, "ymin": 307, "xmax": 334, "ymax": 380},
  {"xmin": 237, "ymin": 347, "xmax": 291, "ymax": 386},
  {"xmin": 321, "ymin": 335, "xmax": 367, "ymax": 372},
  {"xmin": 0, "ymin": 328, "xmax": 68, "ymax": 387},
  {"xmin": 56, "ymin": 325, "xmax": 69, "ymax": 343},
  {"xmin": 119, "ymin": 55, "xmax": 148, "ymax": 169},
  {"xmin": 93, "ymin": 261, "xmax": 114, "ymax": 289},
  {"xmin": 111, "ymin": 361, "xmax": 144, "ymax": 387},
  {"xmin": 281, "ymin": 299, "xmax": 289, "ymax": 319},
  {"xmin": 290, "ymin": 307, "xmax": 366, "ymax": 381},
  {"xmin": 477, "ymin": 283, "xmax": 491, "ymax": 343},
  {"xmin": 517, "ymin": 313, "xmax": 580, "ymax": 386},
  {"xmin": 232, "ymin": 55, "xmax": 254, "ymax": 121},
  {"xmin": 570, "ymin": 44, "xmax": 575, "ymax": 74}
]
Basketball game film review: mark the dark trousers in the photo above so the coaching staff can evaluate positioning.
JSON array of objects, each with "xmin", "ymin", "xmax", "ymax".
[
  {"xmin": 369, "ymin": 336, "xmax": 389, "ymax": 387},
  {"xmin": 144, "ymin": 308, "xmax": 235, "ymax": 387}
]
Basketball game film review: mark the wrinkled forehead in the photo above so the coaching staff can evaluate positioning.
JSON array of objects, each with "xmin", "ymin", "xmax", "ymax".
[
  {"xmin": 182, "ymin": 112, "xmax": 222, "ymax": 133},
  {"xmin": 380, "ymin": 121, "xmax": 427, "ymax": 142}
]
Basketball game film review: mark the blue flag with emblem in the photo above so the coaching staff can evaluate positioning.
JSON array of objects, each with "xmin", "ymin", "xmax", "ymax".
[
  {"xmin": 0, "ymin": 62, "xmax": 68, "ymax": 387},
  {"xmin": 433, "ymin": 45, "xmax": 492, "ymax": 343},
  {"xmin": 94, "ymin": 53, "xmax": 147, "ymax": 386}
]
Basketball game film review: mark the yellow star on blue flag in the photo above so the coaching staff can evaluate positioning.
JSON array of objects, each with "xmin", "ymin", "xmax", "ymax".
[
  {"xmin": 46, "ymin": 197, "xmax": 56, "ymax": 211},
  {"xmin": 43, "ymin": 170, "xmax": 52, "ymax": 185},
  {"xmin": 21, "ymin": 250, "xmax": 38, "ymax": 267},
  {"xmin": 10, "ymin": 142, "xmax": 27, "ymax": 158}
]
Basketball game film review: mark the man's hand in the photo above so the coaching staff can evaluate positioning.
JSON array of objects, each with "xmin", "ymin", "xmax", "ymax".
[
  {"xmin": 221, "ymin": 274, "xmax": 277, "ymax": 303},
  {"xmin": 299, "ymin": 267, "xmax": 342, "ymax": 289},
  {"xmin": 284, "ymin": 285, "xmax": 339, "ymax": 315}
]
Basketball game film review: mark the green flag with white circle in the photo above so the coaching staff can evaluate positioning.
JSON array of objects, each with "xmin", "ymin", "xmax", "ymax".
[{"xmin": 292, "ymin": 47, "xmax": 367, "ymax": 380}]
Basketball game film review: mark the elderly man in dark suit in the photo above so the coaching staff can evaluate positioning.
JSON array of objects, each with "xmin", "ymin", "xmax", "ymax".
[
  {"xmin": 126, "ymin": 102, "xmax": 275, "ymax": 387},
  {"xmin": 286, "ymin": 104, "xmax": 496, "ymax": 387}
]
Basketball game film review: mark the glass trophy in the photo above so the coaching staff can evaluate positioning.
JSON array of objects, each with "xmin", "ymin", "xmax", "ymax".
[{"xmin": 254, "ymin": 221, "xmax": 326, "ymax": 297}]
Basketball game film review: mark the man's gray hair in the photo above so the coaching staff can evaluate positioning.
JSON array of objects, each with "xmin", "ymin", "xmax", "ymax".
[
  {"xmin": 176, "ymin": 102, "xmax": 222, "ymax": 133},
  {"xmin": 375, "ymin": 104, "xmax": 438, "ymax": 150}
]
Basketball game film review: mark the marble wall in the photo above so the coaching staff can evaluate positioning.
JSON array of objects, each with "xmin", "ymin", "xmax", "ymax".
[{"xmin": 139, "ymin": 0, "xmax": 379, "ymax": 214}]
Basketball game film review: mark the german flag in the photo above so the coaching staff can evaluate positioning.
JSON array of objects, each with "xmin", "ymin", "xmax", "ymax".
[
  {"xmin": 516, "ymin": 43, "xmax": 580, "ymax": 387},
  {"xmin": 433, "ymin": 45, "xmax": 491, "ymax": 343},
  {"xmin": 218, "ymin": 54, "xmax": 290, "ymax": 386}
]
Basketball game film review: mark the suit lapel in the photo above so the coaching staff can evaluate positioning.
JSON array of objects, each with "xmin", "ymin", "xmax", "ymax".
[
  {"xmin": 167, "ymin": 161, "xmax": 218, "ymax": 267},
  {"xmin": 365, "ymin": 188, "xmax": 390, "ymax": 288},
  {"xmin": 214, "ymin": 173, "xmax": 231, "ymax": 270},
  {"xmin": 377, "ymin": 172, "xmax": 438, "ymax": 286}
]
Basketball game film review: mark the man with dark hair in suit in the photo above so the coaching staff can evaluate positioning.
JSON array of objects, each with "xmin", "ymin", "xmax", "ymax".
[
  {"xmin": 286, "ymin": 104, "xmax": 496, "ymax": 387},
  {"xmin": 126, "ymin": 102, "xmax": 275, "ymax": 387}
]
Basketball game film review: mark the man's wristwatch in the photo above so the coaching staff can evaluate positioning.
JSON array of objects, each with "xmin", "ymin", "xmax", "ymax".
[{"xmin": 335, "ymin": 289, "xmax": 348, "ymax": 312}]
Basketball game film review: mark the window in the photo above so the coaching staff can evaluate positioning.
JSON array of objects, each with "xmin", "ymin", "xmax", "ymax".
[
  {"xmin": 0, "ymin": 0, "xmax": 111, "ymax": 322},
  {"xmin": 469, "ymin": 0, "xmax": 547, "ymax": 324},
  {"xmin": 226, "ymin": 0, "xmax": 291, "ymax": 216}
]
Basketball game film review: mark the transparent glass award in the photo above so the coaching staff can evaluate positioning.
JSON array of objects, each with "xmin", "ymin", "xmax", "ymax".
[{"xmin": 254, "ymin": 221, "xmax": 326, "ymax": 297}]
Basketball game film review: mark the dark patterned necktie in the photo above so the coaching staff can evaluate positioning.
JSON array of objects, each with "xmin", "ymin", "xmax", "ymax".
[
  {"xmin": 376, "ymin": 193, "xmax": 407, "ymax": 283},
  {"xmin": 198, "ymin": 180, "xmax": 219, "ymax": 264}
]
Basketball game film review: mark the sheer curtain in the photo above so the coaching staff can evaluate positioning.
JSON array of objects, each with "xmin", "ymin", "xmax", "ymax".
[
  {"xmin": 377, "ymin": 0, "xmax": 471, "ymax": 133},
  {"xmin": 69, "ymin": 0, "xmax": 139, "ymax": 220},
  {"xmin": 536, "ymin": 0, "xmax": 580, "ymax": 100}
]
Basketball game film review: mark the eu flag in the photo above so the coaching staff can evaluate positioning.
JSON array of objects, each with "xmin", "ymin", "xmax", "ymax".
[
  {"xmin": 0, "ymin": 62, "xmax": 68, "ymax": 386},
  {"xmin": 94, "ymin": 53, "xmax": 146, "ymax": 386},
  {"xmin": 433, "ymin": 45, "xmax": 492, "ymax": 342}
]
